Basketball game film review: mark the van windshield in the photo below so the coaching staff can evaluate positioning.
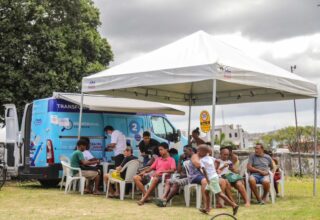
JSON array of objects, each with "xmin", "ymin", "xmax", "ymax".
[{"xmin": 151, "ymin": 116, "xmax": 175, "ymax": 141}]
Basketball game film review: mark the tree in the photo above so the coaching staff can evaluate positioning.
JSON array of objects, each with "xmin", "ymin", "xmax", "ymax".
[
  {"xmin": 0, "ymin": 0, "xmax": 113, "ymax": 120},
  {"xmin": 214, "ymin": 132, "xmax": 237, "ymax": 149},
  {"xmin": 261, "ymin": 126, "xmax": 320, "ymax": 152},
  {"xmin": 214, "ymin": 132, "xmax": 226, "ymax": 146}
]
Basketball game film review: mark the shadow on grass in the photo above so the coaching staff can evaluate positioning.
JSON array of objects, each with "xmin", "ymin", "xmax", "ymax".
[{"xmin": 10, "ymin": 180, "xmax": 61, "ymax": 190}]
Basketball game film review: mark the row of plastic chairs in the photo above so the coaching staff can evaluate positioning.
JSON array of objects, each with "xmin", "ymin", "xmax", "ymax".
[
  {"xmin": 60, "ymin": 155, "xmax": 284, "ymax": 207},
  {"xmin": 59, "ymin": 156, "xmax": 216, "ymax": 208}
]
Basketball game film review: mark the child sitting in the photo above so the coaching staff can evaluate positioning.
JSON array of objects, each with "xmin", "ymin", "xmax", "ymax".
[{"xmin": 198, "ymin": 145, "xmax": 239, "ymax": 215}]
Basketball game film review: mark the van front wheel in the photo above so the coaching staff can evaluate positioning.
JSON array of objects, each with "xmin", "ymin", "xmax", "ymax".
[{"xmin": 38, "ymin": 179, "xmax": 60, "ymax": 188}]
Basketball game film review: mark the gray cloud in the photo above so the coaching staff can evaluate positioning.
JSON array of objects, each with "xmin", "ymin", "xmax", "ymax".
[
  {"xmin": 92, "ymin": 0, "xmax": 320, "ymax": 132},
  {"xmin": 94, "ymin": 0, "xmax": 320, "ymax": 65}
]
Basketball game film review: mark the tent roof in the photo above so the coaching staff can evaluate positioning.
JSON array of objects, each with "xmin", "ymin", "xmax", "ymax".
[
  {"xmin": 82, "ymin": 31, "xmax": 317, "ymax": 106},
  {"xmin": 52, "ymin": 93, "xmax": 185, "ymax": 115}
]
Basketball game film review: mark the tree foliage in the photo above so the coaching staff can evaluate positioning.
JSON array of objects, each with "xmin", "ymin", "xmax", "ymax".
[
  {"xmin": 261, "ymin": 126, "xmax": 320, "ymax": 152},
  {"xmin": 214, "ymin": 132, "xmax": 237, "ymax": 149},
  {"xmin": 0, "ymin": 0, "xmax": 113, "ymax": 120}
]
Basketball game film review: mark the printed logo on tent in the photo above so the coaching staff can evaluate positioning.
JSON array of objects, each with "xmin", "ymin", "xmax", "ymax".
[
  {"xmin": 217, "ymin": 64, "xmax": 232, "ymax": 79},
  {"xmin": 88, "ymin": 80, "xmax": 96, "ymax": 89}
]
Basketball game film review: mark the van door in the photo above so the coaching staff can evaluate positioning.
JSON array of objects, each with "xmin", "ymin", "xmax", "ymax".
[
  {"xmin": 150, "ymin": 116, "xmax": 183, "ymax": 153},
  {"xmin": 150, "ymin": 116, "xmax": 176, "ymax": 143},
  {"xmin": 4, "ymin": 104, "xmax": 20, "ymax": 175}
]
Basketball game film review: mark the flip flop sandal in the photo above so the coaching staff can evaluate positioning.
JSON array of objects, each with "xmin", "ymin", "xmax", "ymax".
[
  {"xmin": 233, "ymin": 206, "xmax": 239, "ymax": 216},
  {"xmin": 137, "ymin": 200, "xmax": 144, "ymax": 206},
  {"xmin": 144, "ymin": 198, "xmax": 152, "ymax": 203},
  {"xmin": 199, "ymin": 208, "xmax": 209, "ymax": 214},
  {"xmin": 84, "ymin": 190, "xmax": 92, "ymax": 194}
]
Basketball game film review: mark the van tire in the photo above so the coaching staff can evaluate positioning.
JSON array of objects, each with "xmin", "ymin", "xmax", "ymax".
[{"xmin": 38, "ymin": 179, "xmax": 60, "ymax": 188}]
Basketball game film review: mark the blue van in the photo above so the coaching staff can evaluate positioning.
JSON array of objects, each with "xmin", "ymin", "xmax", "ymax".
[{"xmin": 4, "ymin": 93, "xmax": 186, "ymax": 186}]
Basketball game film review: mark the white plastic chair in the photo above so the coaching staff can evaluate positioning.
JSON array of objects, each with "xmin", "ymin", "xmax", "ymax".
[
  {"xmin": 276, "ymin": 168, "xmax": 285, "ymax": 197},
  {"xmin": 235, "ymin": 159, "xmax": 249, "ymax": 203},
  {"xmin": 102, "ymin": 162, "xmax": 110, "ymax": 192},
  {"xmin": 245, "ymin": 170, "xmax": 276, "ymax": 204},
  {"xmin": 59, "ymin": 155, "xmax": 70, "ymax": 190},
  {"xmin": 106, "ymin": 160, "xmax": 140, "ymax": 200},
  {"xmin": 61, "ymin": 161, "xmax": 85, "ymax": 195},
  {"xmin": 183, "ymin": 160, "xmax": 202, "ymax": 209},
  {"xmin": 239, "ymin": 159, "xmax": 248, "ymax": 178},
  {"xmin": 145, "ymin": 172, "xmax": 168, "ymax": 199}
]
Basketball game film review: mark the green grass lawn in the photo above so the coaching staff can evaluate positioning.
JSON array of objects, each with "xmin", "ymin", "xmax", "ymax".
[{"xmin": 0, "ymin": 177, "xmax": 320, "ymax": 220}]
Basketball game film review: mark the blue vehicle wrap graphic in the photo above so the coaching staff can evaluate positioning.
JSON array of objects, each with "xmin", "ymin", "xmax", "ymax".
[{"xmin": 29, "ymin": 97, "xmax": 186, "ymax": 174}]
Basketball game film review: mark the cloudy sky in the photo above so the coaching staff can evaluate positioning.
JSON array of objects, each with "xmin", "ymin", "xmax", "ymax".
[{"xmin": 93, "ymin": 0, "xmax": 320, "ymax": 133}]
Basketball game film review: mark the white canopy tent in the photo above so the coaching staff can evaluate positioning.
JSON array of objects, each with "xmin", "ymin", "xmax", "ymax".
[{"xmin": 81, "ymin": 31, "xmax": 318, "ymax": 195}]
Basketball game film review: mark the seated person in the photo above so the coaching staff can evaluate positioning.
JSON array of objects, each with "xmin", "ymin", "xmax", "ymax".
[
  {"xmin": 104, "ymin": 147, "xmax": 138, "ymax": 197},
  {"xmin": 169, "ymin": 148, "xmax": 179, "ymax": 167},
  {"xmin": 154, "ymin": 145, "xmax": 194, "ymax": 207},
  {"xmin": 138, "ymin": 131, "xmax": 160, "ymax": 166},
  {"xmin": 227, "ymin": 146, "xmax": 240, "ymax": 174},
  {"xmin": 133, "ymin": 142, "xmax": 176, "ymax": 205},
  {"xmin": 247, "ymin": 143, "xmax": 273, "ymax": 204},
  {"xmin": 198, "ymin": 145, "xmax": 239, "ymax": 215},
  {"xmin": 190, "ymin": 127, "xmax": 205, "ymax": 147},
  {"xmin": 71, "ymin": 139, "xmax": 101, "ymax": 195},
  {"xmin": 81, "ymin": 137, "xmax": 99, "ymax": 169},
  {"xmin": 265, "ymin": 150, "xmax": 281, "ymax": 196},
  {"xmin": 217, "ymin": 147, "xmax": 250, "ymax": 207}
]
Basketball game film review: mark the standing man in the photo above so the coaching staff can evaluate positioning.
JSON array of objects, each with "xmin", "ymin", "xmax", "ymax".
[
  {"xmin": 138, "ymin": 131, "xmax": 160, "ymax": 166},
  {"xmin": 247, "ymin": 143, "xmax": 273, "ymax": 204},
  {"xmin": 104, "ymin": 125, "xmax": 127, "ymax": 167}
]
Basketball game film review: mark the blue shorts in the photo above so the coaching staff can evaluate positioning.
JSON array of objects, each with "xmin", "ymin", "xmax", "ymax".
[
  {"xmin": 191, "ymin": 175, "xmax": 205, "ymax": 184},
  {"xmin": 251, "ymin": 173, "xmax": 268, "ymax": 184}
]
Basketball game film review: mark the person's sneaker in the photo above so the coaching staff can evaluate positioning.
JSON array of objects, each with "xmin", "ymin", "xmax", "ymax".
[
  {"xmin": 153, "ymin": 198, "xmax": 167, "ymax": 207},
  {"xmin": 258, "ymin": 200, "xmax": 265, "ymax": 205}
]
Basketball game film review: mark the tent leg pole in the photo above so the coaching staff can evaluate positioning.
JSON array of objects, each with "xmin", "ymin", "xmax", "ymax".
[
  {"xmin": 211, "ymin": 79, "xmax": 217, "ymax": 153},
  {"xmin": 187, "ymin": 100, "xmax": 192, "ymax": 143},
  {"xmin": 77, "ymin": 93, "xmax": 84, "ymax": 139},
  {"xmin": 313, "ymin": 97, "xmax": 318, "ymax": 197},
  {"xmin": 294, "ymin": 99, "xmax": 302, "ymax": 177}
]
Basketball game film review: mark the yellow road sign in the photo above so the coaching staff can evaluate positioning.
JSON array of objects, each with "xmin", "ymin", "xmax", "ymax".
[{"xmin": 200, "ymin": 110, "xmax": 211, "ymax": 133}]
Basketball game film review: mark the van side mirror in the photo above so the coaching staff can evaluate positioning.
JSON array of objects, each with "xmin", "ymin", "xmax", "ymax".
[{"xmin": 177, "ymin": 129, "xmax": 181, "ymax": 138}]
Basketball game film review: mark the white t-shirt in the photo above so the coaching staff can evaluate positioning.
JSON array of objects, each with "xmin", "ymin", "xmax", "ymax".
[
  {"xmin": 111, "ymin": 130, "xmax": 127, "ymax": 156},
  {"xmin": 217, "ymin": 159, "xmax": 232, "ymax": 176},
  {"xmin": 83, "ymin": 150, "xmax": 94, "ymax": 160},
  {"xmin": 200, "ymin": 155, "xmax": 218, "ymax": 180},
  {"xmin": 82, "ymin": 150, "xmax": 97, "ymax": 167}
]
